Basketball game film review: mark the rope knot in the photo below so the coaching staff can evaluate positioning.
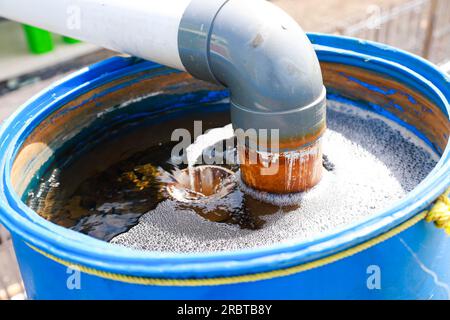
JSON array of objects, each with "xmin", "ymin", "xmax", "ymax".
[{"xmin": 425, "ymin": 188, "xmax": 450, "ymax": 235}]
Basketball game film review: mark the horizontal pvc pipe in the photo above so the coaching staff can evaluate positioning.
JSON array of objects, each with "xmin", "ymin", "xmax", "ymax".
[{"xmin": 0, "ymin": 0, "xmax": 190, "ymax": 70}]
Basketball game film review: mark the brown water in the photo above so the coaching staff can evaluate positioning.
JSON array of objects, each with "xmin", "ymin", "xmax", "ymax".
[
  {"xmin": 27, "ymin": 143, "xmax": 174, "ymax": 241},
  {"xmin": 27, "ymin": 135, "xmax": 329, "ymax": 241}
]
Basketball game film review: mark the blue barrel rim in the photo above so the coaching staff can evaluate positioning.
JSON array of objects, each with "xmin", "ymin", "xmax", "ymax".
[{"xmin": 0, "ymin": 34, "xmax": 448, "ymax": 279}]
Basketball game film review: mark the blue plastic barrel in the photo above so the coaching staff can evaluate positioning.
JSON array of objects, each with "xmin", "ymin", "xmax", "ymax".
[{"xmin": 0, "ymin": 34, "xmax": 449, "ymax": 299}]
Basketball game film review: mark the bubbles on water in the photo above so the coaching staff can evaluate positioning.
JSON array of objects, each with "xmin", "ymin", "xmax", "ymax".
[{"xmin": 111, "ymin": 101, "xmax": 439, "ymax": 252}]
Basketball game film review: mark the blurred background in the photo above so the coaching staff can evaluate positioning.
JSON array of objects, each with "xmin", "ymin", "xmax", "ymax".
[{"xmin": 0, "ymin": 0, "xmax": 449, "ymax": 300}]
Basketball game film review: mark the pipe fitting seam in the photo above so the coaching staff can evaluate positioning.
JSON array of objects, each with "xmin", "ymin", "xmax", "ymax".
[{"xmin": 178, "ymin": 0, "xmax": 229, "ymax": 83}]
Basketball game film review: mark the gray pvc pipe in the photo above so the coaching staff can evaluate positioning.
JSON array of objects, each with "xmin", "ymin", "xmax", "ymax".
[{"xmin": 179, "ymin": 0, "xmax": 326, "ymax": 150}]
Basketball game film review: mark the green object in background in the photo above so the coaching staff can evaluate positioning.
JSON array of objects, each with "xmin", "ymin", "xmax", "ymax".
[
  {"xmin": 62, "ymin": 36, "xmax": 81, "ymax": 44},
  {"xmin": 22, "ymin": 25, "xmax": 54, "ymax": 54}
]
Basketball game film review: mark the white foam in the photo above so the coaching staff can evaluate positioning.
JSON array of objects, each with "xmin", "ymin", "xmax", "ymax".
[{"xmin": 328, "ymin": 100, "xmax": 440, "ymax": 162}]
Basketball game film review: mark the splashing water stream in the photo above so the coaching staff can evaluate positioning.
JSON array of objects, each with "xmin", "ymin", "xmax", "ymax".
[{"xmin": 185, "ymin": 124, "xmax": 235, "ymax": 190}]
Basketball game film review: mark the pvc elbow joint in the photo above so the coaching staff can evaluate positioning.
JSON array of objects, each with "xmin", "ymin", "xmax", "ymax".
[
  {"xmin": 179, "ymin": 0, "xmax": 326, "ymax": 193},
  {"xmin": 178, "ymin": 0, "xmax": 326, "ymax": 151}
]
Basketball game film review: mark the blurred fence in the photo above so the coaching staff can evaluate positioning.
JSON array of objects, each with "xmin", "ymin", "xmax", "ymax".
[{"xmin": 333, "ymin": 0, "xmax": 450, "ymax": 65}]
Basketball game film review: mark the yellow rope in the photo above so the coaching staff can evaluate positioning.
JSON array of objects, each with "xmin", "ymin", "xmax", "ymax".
[
  {"xmin": 26, "ymin": 188, "xmax": 450, "ymax": 287},
  {"xmin": 425, "ymin": 187, "xmax": 450, "ymax": 235}
]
